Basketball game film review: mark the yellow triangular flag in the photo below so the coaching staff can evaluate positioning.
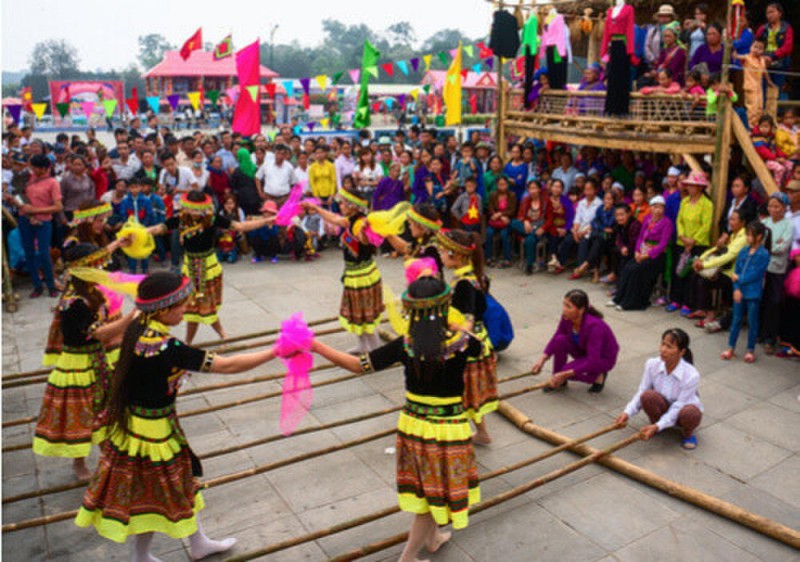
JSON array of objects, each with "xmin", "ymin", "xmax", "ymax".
[
  {"xmin": 246, "ymin": 85, "xmax": 260, "ymax": 103},
  {"xmin": 187, "ymin": 91, "xmax": 201, "ymax": 111},
  {"xmin": 320, "ymin": 117, "xmax": 329, "ymax": 128},
  {"xmin": 423, "ymin": 54, "xmax": 432, "ymax": 71},
  {"xmin": 410, "ymin": 89, "xmax": 419, "ymax": 101},
  {"xmin": 443, "ymin": 42, "xmax": 462, "ymax": 126},
  {"xmin": 315, "ymin": 75, "xmax": 328, "ymax": 91},
  {"xmin": 366, "ymin": 66, "xmax": 379, "ymax": 79},
  {"xmin": 31, "ymin": 103, "xmax": 47, "ymax": 120}
]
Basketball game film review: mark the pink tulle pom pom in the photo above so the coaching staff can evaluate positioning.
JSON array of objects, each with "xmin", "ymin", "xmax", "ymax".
[
  {"xmin": 405, "ymin": 257, "xmax": 439, "ymax": 285},
  {"xmin": 97, "ymin": 285, "xmax": 124, "ymax": 316},
  {"xmin": 363, "ymin": 224, "xmax": 385, "ymax": 247},
  {"xmin": 274, "ymin": 312, "xmax": 314, "ymax": 357},
  {"xmin": 275, "ymin": 313, "xmax": 316, "ymax": 436}
]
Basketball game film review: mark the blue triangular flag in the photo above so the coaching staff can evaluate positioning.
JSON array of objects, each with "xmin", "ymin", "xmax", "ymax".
[
  {"xmin": 283, "ymin": 80, "xmax": 295, "ymax": 98},
  {"xmin": 396, "ymin": 60, "xmax": 409, "ymax": 76},
  {"xmin": 146, "ymin": 96, "xmax": 160, "ymax": 114}
]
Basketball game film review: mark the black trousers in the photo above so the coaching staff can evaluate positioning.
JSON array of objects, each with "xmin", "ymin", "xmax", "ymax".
[
  {"xmin": 614, "ymin": 253, "xmax": 666, "ymax": 310},
  {"xmin": 669, "ymin": 245, "xmax": 707, "ymax": 305},
  {"xmin": 605, "ymin": 39, "xmax": 631, "ymax": 116},
  {"xmin": 760, "ymin": 271, "xmax": 785, "ymax": 345},
  {"xmin": 546, "ymin": 46, "xmax": 567, "ymax": 90}
]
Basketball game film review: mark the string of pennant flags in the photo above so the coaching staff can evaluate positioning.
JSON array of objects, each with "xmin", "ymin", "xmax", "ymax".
[{"xmin": 5, "ymin": 36, "xmax": 510, "ymax": 127}]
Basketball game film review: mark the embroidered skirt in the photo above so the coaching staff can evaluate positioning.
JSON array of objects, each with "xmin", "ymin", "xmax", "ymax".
[
  {"xmin": 75, "ymin": 404, "xmax": 204, "ymax": 542},
  {"xmin": 396, "ymin": 393, "xmax": 480, "ymax": 530},
  {"xmin": 339, "ymin": 259, "xmax": 384, "ymax": 335},
  {"xmin": 33, "ymin": 344, "xmax": 114, "ymax": 458},
  {"xmin": 182, "ymin": 250, "xmax": 223, "ymax": 325},
  {"xmin": 462, "ymin": 323, "xmax": 498, "ymax": 423}
]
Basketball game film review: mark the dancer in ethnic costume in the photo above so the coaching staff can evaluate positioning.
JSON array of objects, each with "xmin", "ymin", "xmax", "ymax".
[
  {"xmin": 303, "ymin": 187, "xmax": 385, "ymax": 352},
  {"xmin": 44, "ymin": 201, "xmax": 124, "ymax": 367},
  {"xmin": 33, "ymin": 243, "xmax": 137, "ymax": 480},
  {"xmin": 75, "ymin": 271, "xmax": 282, "ymax": 561},
  {"xmin": 312, "ymin": 274, "xmax": 481, "ymax": 562},
  {"xmin": 436, "ymin": 229, "xmax": 499, "ymax": 445},
  {"xmin": 386, "ymin": 202, "xmax": 445, "ymax": 273},
  {"xmin": 149, "ymin": 191, "xmax": 274, "ymax": 344}
]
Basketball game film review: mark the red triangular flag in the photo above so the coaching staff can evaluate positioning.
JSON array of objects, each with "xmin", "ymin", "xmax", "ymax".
[
  {"xmin": 461, "ymin": 69, "xmax": 469, "ymax": 80},
  {"xmin": 180, "ymin": 28, "xmax": 203, "ymax": 60},
  {"xmin": 126, "ymin": 97, "xmax": 139, "ymax": 114},
  {"xmin": 381, "ymin": 62, "xmax": 395, "ymax": 77},
  {"xmin": 302, "ymin": 93, "xmax": 310, "ymax": 110},
  {"xmin": 266, "ymin": 83, "xmax": 276, "ymax": 98}
]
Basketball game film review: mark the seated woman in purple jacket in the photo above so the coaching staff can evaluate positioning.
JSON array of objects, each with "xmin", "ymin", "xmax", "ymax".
[
  {"xmin": 372, "ymin": 162, "xmax": 406, "ymax": 211},
  {"xmin": 610, "ymin": 195, "xmax": 673, "ymax": 311},
  {"xmin": 531, "ymin": 289, "xmax": 620, "ymax": 393}
]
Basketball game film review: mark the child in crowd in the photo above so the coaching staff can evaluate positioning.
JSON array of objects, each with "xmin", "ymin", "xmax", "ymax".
[
  {"xmin": 721, "ymin": 222, "xmax": 771, "ymax": 363},
  {"xmin": 682, "ymin": 70, "xmax": 707, "ymax": 115},
  {"xmin": 249, "ymin": 201, "xmax": 280, "ymax": 264},
  {"xmin": 485, "ymin": 176, "xmax": 518, "ymax": 268},
  {"xmin": 629, "ymin": 186, "xmax": 651, "ymax": 223},
  {"xmin": 451, "ymin": 176, "xmax": 483, "ymax": 233},
  {"xmin": 512, "ymin": 180, "xmax": 547, "ymax": 274},
  {"xmin": 752, "ymin": 115, "xmax": 791, "ymax": 187},
  {"xmin": 640, "ymin": 69, "xmax": 682, "ymax": 95},
  {"xmin": 776, "ymin": 109, "xmax": 800, "ymax": 167},
  {"xmin": 705, "ymin": 75, "xmax": 738, "ymax": 118},
  {"xmin": 733, "ymin": 37, "xmax": 770, "ymax": 128},
  {"xmin": 217, "ymin": 194, "xmax": 245, "ymax": 264},
  {"xmin": 119, "ymin": 177, "xmax": 155, "ymax": 273},
  {"xmin": 300, "ymin": 206, "xmax": 323, "ymax": 258}
]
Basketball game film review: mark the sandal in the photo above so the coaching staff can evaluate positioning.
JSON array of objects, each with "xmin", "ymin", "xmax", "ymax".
[
  {"xmin": 695, "ymin": 319, "xmax": 706, "ymax": 329},
  {"xmin": 682, "ymin": 435, "xmax": 698, "ymax": 450},
  {"xmin": 720, "ymin": 349, "xmax": 735, "ymax": 360},
  {"xmin": 743, "ymin": 352, "xmax": 756, "ymax": 364},
  {"xmin": 687, "ymin": 310, "xmax": 706, "ymax": 320}
]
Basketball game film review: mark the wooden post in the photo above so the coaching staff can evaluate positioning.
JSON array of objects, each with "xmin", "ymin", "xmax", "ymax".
[
  {"xmin": 495, "ymin": 0, "xmax": 505, "ymax": 160},
  {"xmin": 498, "ymin": 401, "xmax": 800, "ymax": 549},
  {"xmin": 709, "ymin": 0, "xmax": 735, "ymax": 241}
]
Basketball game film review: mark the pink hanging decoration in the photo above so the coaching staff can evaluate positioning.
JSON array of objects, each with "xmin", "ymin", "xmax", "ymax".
[
  {"xmin": 405, "ymin": 257, "xmax": 439, "ymax": 285},
  {"xmin": 785, "ymin": 250, "xmax": 800, "ymax": 299},
  {"xmin": 274, "ymin": 182, "xmax": 307, "ymax": 226},
  {"xmin": 274, "ymin": 313, "xmax": 315, "ymax": 436}
]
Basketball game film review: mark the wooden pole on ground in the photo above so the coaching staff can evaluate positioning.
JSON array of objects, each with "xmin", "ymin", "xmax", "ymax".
[{"xmin": 498, "ymin": 401, "xmax": 800, "ymax": 549}]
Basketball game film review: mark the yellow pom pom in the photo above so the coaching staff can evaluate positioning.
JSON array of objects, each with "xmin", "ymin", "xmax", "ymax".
[{"xmin": 117, "ymin": 217, "xmax": 155, "ymax": 259}]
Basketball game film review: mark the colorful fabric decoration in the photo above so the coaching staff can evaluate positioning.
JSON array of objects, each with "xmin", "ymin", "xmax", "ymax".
[
  {"xmin": 363, "ymin": 201, "xmax": 412, "ymax": 245},
  {"xmin": 232, "ymin": 40, "xmax": 261, "ymax": 136},
  {"xmin": 70, "ymin": 269, "xmax": 145, "ymax": 298},
  {"xmin": 274, "ymin": 313, "xmax": 315, "ymax": 436},
  {"xmin": 214, "ymin": 34, "xmax": 233, "ymax": 60},
  {"xmin": 274, "ymin": 183, "xmax": 306, "ymax": 226},
  {"xmin": 355, "ymin": 40, "xmax": 381, "ymax": 129},
  {"xmin": 117, "ymin": 217, "xmax": 155, "ymax": 259},
  {"xmin": 70, "ymin": 202, "xmax": 112, "ymax": 226},
  {"xmin": 180, "ymin": 28, "xmax": 203, "ymax": 60}
]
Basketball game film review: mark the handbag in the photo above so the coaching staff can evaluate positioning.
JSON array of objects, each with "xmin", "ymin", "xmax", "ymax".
[
  {"xmin": 698, "ymin": 247, "xmax": 726, "ymax": 280},
  {"xmin": 676, "ymin": 251, "xmax": 694, "ymax": 279}
]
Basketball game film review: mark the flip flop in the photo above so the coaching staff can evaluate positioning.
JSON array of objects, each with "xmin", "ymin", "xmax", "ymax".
[{"xmin": 682, "ymin": 435, "xmax": 698, "ymax": 450}]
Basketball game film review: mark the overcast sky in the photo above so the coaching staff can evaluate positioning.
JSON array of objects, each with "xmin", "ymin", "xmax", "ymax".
[{"xmin": 2, "ymin": 0, "xmax": 494, "ymax": 72}]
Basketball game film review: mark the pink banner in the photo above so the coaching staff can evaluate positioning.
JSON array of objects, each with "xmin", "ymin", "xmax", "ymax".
[{"xmin": 232, "ymin": 40, "xmax": 261, "ymax": 136}]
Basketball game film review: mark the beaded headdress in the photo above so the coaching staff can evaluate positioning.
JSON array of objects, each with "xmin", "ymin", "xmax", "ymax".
[
  {"xmin": 135, "ymin": 276, "xmax": 194, "ymax": 313},
  {"xmin": 70, "ymin": 202, "xmax": 112, "ymax": 227},
  {"xmin": 337, "ymin": 188, "xmax": 369, "ymax": 209},
  {"xmin": 180, "ymin": 192, "xmax": 214, "ymax": 213},
  {"xmin": 407, "ymin": 208, "xmax": 442, "ymax": 232},
  {"xmin": 436, "ymin": 228, "xmax": 475, "ymax": 256}
]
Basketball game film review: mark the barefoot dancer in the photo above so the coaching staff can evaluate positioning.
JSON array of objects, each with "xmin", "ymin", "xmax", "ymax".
[
  {"xmin": 312, "ymin": 274, "xmax": 481, "ymax": 562},
  {"xmin": 75, "ymin": 272, "xmax": 282, "ymax": 561},
  {"xmin": 303, "ymin": 187, "xmax": 385, "ymax": 352},
  {"xmin": 33, "ymin": 244, "xmax": 137, "ymax": 480},
  {"xmin": 436, "ymin": 229, "xmax": 498, "ymax": 445},
  {"xmin": 149, "ymin": 191, "xmax": 274, "ymax": 344}
]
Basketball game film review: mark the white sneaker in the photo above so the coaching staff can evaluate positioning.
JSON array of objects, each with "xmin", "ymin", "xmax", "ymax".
[
  {"xmin": 615, "ymin": 305, "xmax": 624, "ymax": 311},
  {"xmin": 605, "ymin": 300, "xmax": 616, "ymax": 307}
]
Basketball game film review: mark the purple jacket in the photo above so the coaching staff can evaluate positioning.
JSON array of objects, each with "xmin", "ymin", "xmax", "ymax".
[
  {"xmin": 655, "ymin": 45, "xmax": 687, "ymax": 85},
  {"xmin": 412, "ymin": 164, "xmax": 431, "ymax": 203},
  {"xmin": 372, "ymin": 177, "xmax": 405, "ymax": 211},
  {"xmin": 544, "ymin": 314, "xmax": 620, "ymax": 375},
  {"xmin": 636, "ymin": 215, "xmax": 673, "ymax": 259}
]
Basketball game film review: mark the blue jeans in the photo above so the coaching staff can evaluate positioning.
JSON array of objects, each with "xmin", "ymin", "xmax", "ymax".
[
  {"xmin": 18, "ymin": 216, "xmax": 55, "ymax": 292},
  {"xmin": 728, "ymin": 297, "xmax": 760, "ymax": 352},
  {"xmin": 485, "ymin": 225, "xmax": 512, "ymax": 261},
  {"xmin": 127, "ymin": 258, "xmax": 150, "ymax": 274},
  {"xmin": 511, "ymin": 219, "xmax": 538, "ymax": 266}
]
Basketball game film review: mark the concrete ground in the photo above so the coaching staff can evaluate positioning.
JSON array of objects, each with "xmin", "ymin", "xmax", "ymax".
[{"xmin": 2, "ymin": 248, "xmax": 799, "ymax": 562}]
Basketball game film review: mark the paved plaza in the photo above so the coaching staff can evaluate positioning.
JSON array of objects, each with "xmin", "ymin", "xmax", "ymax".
[{"xmin": 2, "ymin": 251, "xmax": 799, "ymax": 561}]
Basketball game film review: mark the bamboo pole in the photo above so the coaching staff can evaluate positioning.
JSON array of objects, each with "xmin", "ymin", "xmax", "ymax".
[
  {"xmin": 0, "ymin": 316, "xmax": 340, "ymax": 382},
  {"xmin": 1, "ymin": 371, "xmax": 542, "ymax": 518},
  {"xmin": 328, "ymin": 434, "xmax": 641, "ymax": 562},
  {"xmin": 498, "ymin": 401, "xmax": 800, "ymax": 549}
]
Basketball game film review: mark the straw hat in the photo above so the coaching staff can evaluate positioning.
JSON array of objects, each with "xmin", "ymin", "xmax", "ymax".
[
  {"xmin": 681, "ymin": 171, "xmax": 709, "ymax": 187},
  {"xmin": 655, "ymin": 4, "xmax": 676, "ymax": 19}
]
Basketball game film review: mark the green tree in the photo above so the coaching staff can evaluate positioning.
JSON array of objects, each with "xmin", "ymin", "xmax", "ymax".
[
  {"xmin": 2, "ymin": 82, "xmax": 19, "ymax": 98},
  {"xmin": 385, "ymin": 22, "xmax": 416, "ymax": 48},
  {"xmin": 28, "ymin": 39, "xmax": 80, "ymax": 78},
  {"xmin": 138, "ymin": 34, "xmax": 174, "ymax": 71}
]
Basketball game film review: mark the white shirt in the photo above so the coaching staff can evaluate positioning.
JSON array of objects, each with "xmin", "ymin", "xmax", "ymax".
[
  {"xmin": 624, "ymin": 358, "xmax": 704, "ymax": 432},
  {"xmin": 790, "ymin": 208, "xmax": 800, "ymax": 252},
  {"xmin": 257, "ymin": 161, "xmax": 296, "ymax": 197},
  {"xmin": 158, "ymin": 166, "xmax": 197, "ymax": 194},
  {"xmin": 112, "ymin": 154, "xmax": 142, "ymax": 181},
  {"xmin": 294, "ymin": 166, "xmax": 310, "ymax": 193},
  {"xmin": 574, "ymin": 196, "xmax": 602, "ymax": 236},
  {"xmin": 356, "ymin": 164, "xmax": 384, "ymax": 186},
  {"xmin": 252, "ymin": 151, "xmax": 275, "ymax": 168}
]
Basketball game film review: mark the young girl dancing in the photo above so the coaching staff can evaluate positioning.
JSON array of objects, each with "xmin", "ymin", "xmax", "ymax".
[
  {"xmin": 149, "ymin": 191, "xmax": 274, "ymax": 344},
  {"xmin": 436, "ymin": 229, "xmax": 498, "ymax": 445},
  {"xmin": 33, "ymin": 243, "xmax": 137, "ymax": 480},
  {"xmin": 75, "ymin": 271, "xmax": 283, "ymax": 561},
  {"xmin": 311, "ymin": 272, "xmax": 481, "ymax": 562},
  {"xmin": 303, "ymin": 187, "xmax": 385, "ymax": 352}
]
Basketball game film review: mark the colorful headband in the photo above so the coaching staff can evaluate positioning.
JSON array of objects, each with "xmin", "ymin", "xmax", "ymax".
[
  {"xmin": 67, "ymin": 248, "xmax": 112, "ymax": 271},
  {"xmin": 337, "ymin": 189, "xmax": 369, "ymax": 209},
  {"xmin": 135, "ymin": 276, "xmax": 194, "ymax": 313},
  {"xmin": 70, "ymin": 202, "xmax": 112, "ymax": 226},
  {"xmin": 402, "ymin": 283, "xmax": 451, "ymax": 312},
  {"xmin": 407, "ymin": 208, "xmax": 442, "ymax": 232},
  {"xmin": 436, "ymin": 229, "xmax": 475, "ymax": 256},
  {"xmin": 180, "ymin": 193, "xmax": 214, "ymax": 213}
]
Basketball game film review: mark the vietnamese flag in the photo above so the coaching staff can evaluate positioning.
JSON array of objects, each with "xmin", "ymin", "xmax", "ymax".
[{"xmin": 180, "ymin": 28, "xmax": 202, "ymax": 60}]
